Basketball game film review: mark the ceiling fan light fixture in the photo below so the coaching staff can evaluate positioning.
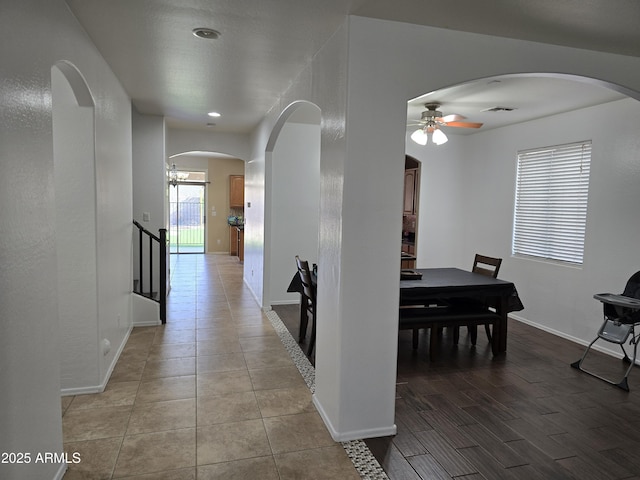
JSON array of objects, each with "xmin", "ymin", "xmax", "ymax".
[
  {"xmin": 411, "ymin": 128, "xmax": 428, "ymax": 145},
  {"xmin": 432, "ymin": 128, "xmax": 448, "ymax": 145}
]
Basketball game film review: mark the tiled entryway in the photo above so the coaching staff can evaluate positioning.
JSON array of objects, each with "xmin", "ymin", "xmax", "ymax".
[{"xmin": 61, "ymin": 254, "xmax": 362, "ymax": 479}]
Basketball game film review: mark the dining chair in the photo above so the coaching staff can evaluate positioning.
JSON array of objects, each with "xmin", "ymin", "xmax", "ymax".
[
  {"xmin": 453, "ymin": 254, "xmax": 502, "ymax": 345},
  {"xmin": 295, "ymin": 255, "xmax": 317, "ymax": 356},
  {"xmin": 472, "ymin": 254, "xmax": 502, "ymax": 278}
]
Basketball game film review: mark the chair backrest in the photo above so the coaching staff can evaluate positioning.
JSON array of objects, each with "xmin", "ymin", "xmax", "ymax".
[
  {"xmin": 622, "ymin": 270, "xmax": 640, "ymax": 299},
  {"xmin": 295, "ymin": 255, "xmax": 316, "ymax": 303},
  {"xmin": 472, "ymin": 254, "xmax": 502, "ymax": 278}
]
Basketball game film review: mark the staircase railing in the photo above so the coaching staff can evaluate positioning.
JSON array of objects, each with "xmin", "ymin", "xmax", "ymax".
[{"xmin": 133, "ymin": 220, "xmax": 168, "ymax": 323}]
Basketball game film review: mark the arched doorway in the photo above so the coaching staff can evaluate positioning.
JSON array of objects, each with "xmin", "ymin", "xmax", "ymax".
[
  {"xmin": 405, "ymin": 73, "xmax": 633, "ymax": 268},
  {"xmin": 167, "ymin": 152, "xmax": 245, "ymax": 255},
  {"xmin": 52, "ymin": 61, "xmax": 100, "ymax": 392},
  {"xmin": 264, "ymin": 101, "xmax": 321, "ymax": 308}
]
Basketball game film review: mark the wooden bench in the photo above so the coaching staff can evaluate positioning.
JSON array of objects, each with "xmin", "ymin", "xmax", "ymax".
[{"xmin": 399, "ymin": 304, "xmax": 500, "ymax": 359}]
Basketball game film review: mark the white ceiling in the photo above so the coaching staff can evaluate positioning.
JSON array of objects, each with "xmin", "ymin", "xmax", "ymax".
[
  {"xmin": 65, "ymin": 0, "xmax": 640, "ymax": 134},
  {"xmin": 407, "ymin": 75, "xmax": 626, "ymax": 136}
]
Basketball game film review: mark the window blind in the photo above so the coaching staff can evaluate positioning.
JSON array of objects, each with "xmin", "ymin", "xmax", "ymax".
[{"xmin": 513, "ymin": 141, "xmax": 592, "ymax": 265}]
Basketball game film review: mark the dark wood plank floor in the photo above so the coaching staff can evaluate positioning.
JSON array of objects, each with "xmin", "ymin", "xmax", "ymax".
[{"xmin": 273, "ymin": 304, "xmax": 640, "ymax": 480}]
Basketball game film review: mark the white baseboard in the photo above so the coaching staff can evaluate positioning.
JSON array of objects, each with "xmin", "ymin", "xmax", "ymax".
[
  {"xmin": 61, "ymin": 384, "xmax": 104, "ymax": 396},
  {"xmin": 52, "ymin": 461, "xmax": 68, "ymax": 480},
  {"xmin": 312, "ymin": 394, "xmax": 397, "ymax": 442},
  {"xmin": 243, "ymin": 277, "xmax": 262, "ymax": 306},
  {"xmin": 510, "ymin": 314, "xmax": 626, "ymax": 360},
  {"xmin": 133, "ymin": 319, "xmax": 162, "ymax": 327},
  {"xmin": 61, "ymin": 325, "xmax": 132, "ymax": 396}
]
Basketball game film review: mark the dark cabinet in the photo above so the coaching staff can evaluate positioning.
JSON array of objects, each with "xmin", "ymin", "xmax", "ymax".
[{"xmin": 403, "ymin": 169, "xmax": 418, "ymax": 214}]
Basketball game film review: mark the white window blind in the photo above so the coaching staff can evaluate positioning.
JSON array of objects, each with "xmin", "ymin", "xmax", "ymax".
[{"xmin": 513, "ymin": 141, "xmax": 592, "ymax": 265}]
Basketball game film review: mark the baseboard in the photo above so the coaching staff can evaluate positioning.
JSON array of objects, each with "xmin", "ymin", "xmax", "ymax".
[
  {"xmin": 312, "ymin": 394, "xmax": 397, "ymax": 442},
  {"xmin": 61, "ymin": 325, "xmax": 132, "ymax": 396},
  {"xmin": 61, "ymin": 384, "xmax": 104, "ymax": 396},
  {"xmin": 52, "ymin": 461, "xmax": 68, "ymax": 480},
  {"xmin": 270, "ymin": 300, "xmax": 299, "ymax": 306},
  {"xmin": 243, "ymin": 277, "xmax": 262, "ymax": 307},
  {"xmin": 133, "ymin": 319, "xmax": 162, "ymax": 327},
  {"xmin": 510, "ymin": 314, "xmax": 626, "ymax": 360},
  {"xmin": 102, "ymin": 324, "xmax": 133, "ymax": 383}
]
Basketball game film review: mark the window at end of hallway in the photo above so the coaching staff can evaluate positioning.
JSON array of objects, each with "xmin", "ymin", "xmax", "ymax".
[{"xmin": 512, "ymin": 140, "xmax": 592, "ymax": 265}]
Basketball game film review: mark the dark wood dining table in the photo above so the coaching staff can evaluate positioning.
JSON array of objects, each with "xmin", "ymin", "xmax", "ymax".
[
  {"xmin": 287, "ymin": 267, "xmax": 523, "ymax": 354},
  {"xmin": 400, "ymin": 268, "xmax": 523, "ymax": 354}
]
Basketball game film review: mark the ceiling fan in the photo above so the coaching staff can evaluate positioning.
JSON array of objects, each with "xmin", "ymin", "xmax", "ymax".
[{"xmin": 408, "ymin": 103, "xmax": 483, "ymax": 145}]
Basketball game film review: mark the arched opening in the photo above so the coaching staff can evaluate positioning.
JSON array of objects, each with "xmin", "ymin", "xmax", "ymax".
[
  {"xmin": 264, "ymin": 101, "xmax": 321, "ymax": 309},
  {"xmin": 167, "ymin": 152, "xmax": 244, "ymax": 255},
  {"xmin": 52, "ymin": 61, "xmax": 99, "ymax": 392},
  {"xmin": 405, "ymin": 72, "xmax": 636, "ymax": 268},
  {"xmin": 403, "ymin": 71, "xmax": 640, "ymax": 351}
]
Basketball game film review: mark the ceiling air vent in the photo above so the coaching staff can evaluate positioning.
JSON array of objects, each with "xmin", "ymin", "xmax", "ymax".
[{"xmin": 482, "ymin": 106, "xmax": 516, "ymax": 112}]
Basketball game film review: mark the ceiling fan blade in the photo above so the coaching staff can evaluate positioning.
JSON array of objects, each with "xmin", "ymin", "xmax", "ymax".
[
  {"xmin": 440, "ymin": 113, "xmax": 466, "ymax": 123},
  {"xmin": 444, "ymin": 121, "xmax": 483, "ymax": 129}
]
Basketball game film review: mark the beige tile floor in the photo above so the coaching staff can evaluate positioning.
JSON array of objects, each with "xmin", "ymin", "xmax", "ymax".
[{"xmin": 62, "ymin": 254, "xmax": 361, "ymax": 479}]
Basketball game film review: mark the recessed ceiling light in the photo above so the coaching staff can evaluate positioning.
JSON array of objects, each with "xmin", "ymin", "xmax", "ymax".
[
  {"xmin": 208, "ymin": 111, "xmax": 221, "ymax": 117},
  {"xmin": 192, "ymin": 28, "xmax": 221, "ymax": 40}
]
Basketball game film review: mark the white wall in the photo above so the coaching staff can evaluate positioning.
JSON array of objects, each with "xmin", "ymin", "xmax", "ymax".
[
  {"xmin": 132, "ymin": 110, "xmax": 167, "ymax": 305},
  {"xmin": 244, "ymin": 125, "xmax": 270, "ymax": 304},
  {"xmin": 241, "ymin": 24, "xmax": 351, "ymax": 436},
  {"xmin": 166, "ymin": 128, "xmax": 250, "ymax": 161},
  {"xmin": 1, "ymin": 1, "xmax": 134, "ymax": 478},
  {"xmin": 406, "ymin": 136, "xmax": 467, "ymax": 267},
  {"xmin": 133, "ymin": 111, "xmax": 167, "ymax": 234},
  {"xmin": 52, "ymin": 63, "xmax": 100, "ymax": 392},
  {"xmin": 451, "ymin": 97, "xmax": 640, "ymax": 352},
  {"xmin": 268, "ymin": 120, "xmax": 321, "ymax": 305}
]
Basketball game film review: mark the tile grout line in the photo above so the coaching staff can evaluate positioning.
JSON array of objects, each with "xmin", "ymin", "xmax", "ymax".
[
  {"xmin": 208, "ymin": 256, "xmax": 282, "ymax": 476},
  {"xmin": 264, "ymin": 309, "xmax": 390, "ymax": 480}
]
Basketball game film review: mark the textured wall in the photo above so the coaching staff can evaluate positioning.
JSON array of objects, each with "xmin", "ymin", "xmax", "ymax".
[{"xmin": 1, "ymin": 1, "xmax": 134, "ymax": 477}]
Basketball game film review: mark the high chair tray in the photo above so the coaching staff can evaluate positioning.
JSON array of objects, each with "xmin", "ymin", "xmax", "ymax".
[{"xmin": 594, "ymin": 293, "xmax": 640, "ymax": 308}]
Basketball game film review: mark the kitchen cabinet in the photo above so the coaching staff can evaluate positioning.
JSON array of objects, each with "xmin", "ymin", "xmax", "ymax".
[
  {"xmin": 402, "ymin": 243, "xmax": 416, "ymax": 255},
  {"xmin": 403, "ymin": 168, "xmax": 418, "ymax": 214},
  {"xmin": 401, "ymin": 252, "xmax": 416, "ymax": 269},
  {"xmin": 230, "ymin": 175, "xmax": 244, "ymax": 208},
  {"xmin": 237, "ymin": 227, "xmax": 244, "ymax": 262},
  {"xmin": 229, "ymin": 226, "xmax": 244, "ymax": 261},
  {"xmin": 229, "ymin": 226, "xmax": 238, "ymax": 256}
]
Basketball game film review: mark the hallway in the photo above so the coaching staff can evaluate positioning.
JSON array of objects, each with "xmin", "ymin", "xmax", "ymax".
[{"xmin": 61, "ymin": 254, "xmax": 367, "ymax": 479}]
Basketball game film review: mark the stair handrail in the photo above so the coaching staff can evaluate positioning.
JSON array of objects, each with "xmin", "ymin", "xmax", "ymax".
[{"xmin": 133, "ymin": 220, "xmax": 168, "ymax": 323}]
